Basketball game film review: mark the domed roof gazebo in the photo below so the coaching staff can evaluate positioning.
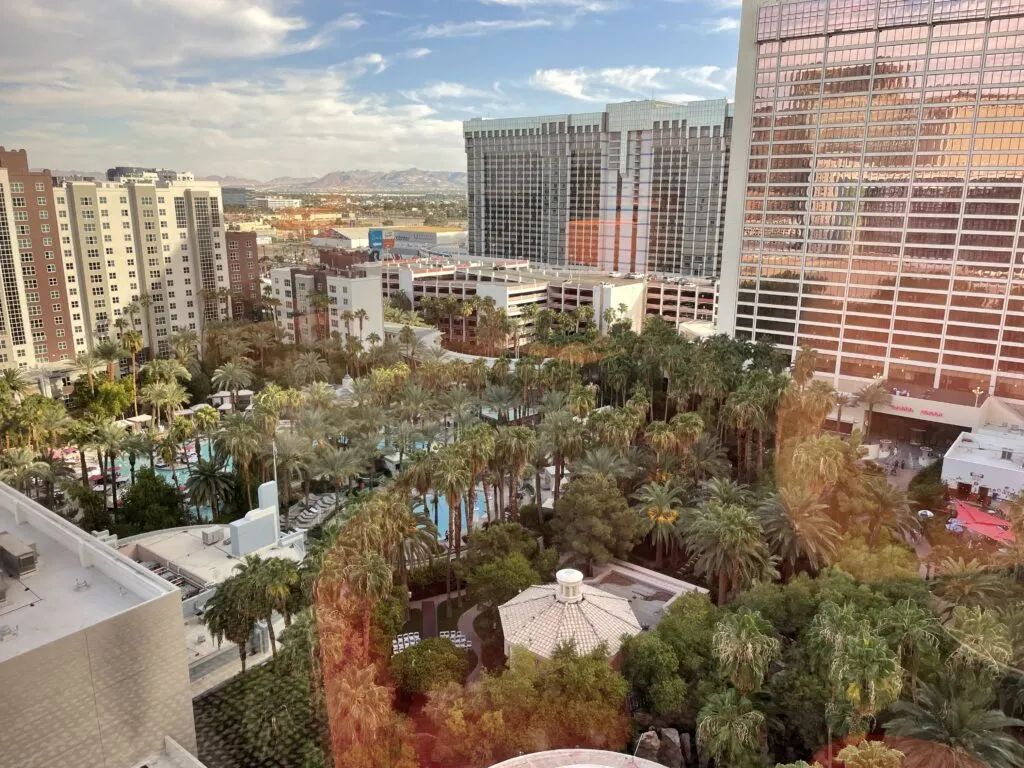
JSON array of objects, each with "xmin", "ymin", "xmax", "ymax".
[{"xmin": 497, "ymin": 569, "xmax": 642, "ymax": 660}]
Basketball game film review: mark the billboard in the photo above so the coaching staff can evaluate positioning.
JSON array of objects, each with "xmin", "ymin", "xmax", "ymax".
[{"xmin": 369, "ymin": 228, "xmax": 384, "ymax": 249}]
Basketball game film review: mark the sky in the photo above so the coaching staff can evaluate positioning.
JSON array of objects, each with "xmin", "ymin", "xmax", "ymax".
[{"xmin": 0, "ymin": 0, "xmax": 742, "ymax": 179}]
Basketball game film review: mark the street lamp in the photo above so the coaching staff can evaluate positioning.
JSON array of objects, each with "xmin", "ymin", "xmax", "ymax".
[{"xmin": 972, "ymin": 386, "xmax": 985, "ymax": 408}]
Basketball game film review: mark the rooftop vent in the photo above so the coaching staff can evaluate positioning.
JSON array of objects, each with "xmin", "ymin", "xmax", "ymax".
[
  {"xmin": 0, "ymin": 532, "xmax": 37, "ymax": 578},
  {"xmin": 555, "ymin": 568, "xmax": 584, "ymax": 603}
]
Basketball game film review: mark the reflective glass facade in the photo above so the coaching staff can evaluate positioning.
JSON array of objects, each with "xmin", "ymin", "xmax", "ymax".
[{"xmin": 724, "ymin": 0, "xmax": 1024, "ymax": 400}]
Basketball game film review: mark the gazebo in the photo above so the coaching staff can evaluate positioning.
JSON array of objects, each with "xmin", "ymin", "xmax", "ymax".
[{"xmin": 498, "ymin": 569, "xmax": 642, "ymax": 662}]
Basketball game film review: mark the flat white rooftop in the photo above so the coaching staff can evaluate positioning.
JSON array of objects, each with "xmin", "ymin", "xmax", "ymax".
[
  {"xmin": 0, "ymin": 483, "xmax": 175, "ymax": 663},
  {"xmin": 118, "ymin": 526, "xmax": 302, "ymax": 589},
  {"xmin": 489, "ymin": 750, "xmax": 662, "ymax": 768},
  {"xmin": 944, "ymin": 427, "xmax": 1024, "ymax": 471}
]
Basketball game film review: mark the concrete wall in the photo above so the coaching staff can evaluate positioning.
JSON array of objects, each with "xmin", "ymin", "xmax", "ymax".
[{"xmin": 0, "ymin": 591, "xmax": 196, "ymax": 768}]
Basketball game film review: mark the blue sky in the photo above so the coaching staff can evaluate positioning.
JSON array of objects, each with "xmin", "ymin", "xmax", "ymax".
[{"xmin": 0, "ymin": 0, "xmax": 741, "ymax": 178}]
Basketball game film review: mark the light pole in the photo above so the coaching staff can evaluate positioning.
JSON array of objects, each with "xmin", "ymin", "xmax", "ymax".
[
  {"xmin": 972, "ymin": 386, "xmax": 985, "ymax": 408},
  {"xmin": 271, "ymin": 439, "xmax": 280, "ymax": 542}
]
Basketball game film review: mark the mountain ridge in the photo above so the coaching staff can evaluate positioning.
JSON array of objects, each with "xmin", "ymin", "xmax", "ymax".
[{"xmin": 200, "ymin": 168, "xmax": 467, "ymax": 192}]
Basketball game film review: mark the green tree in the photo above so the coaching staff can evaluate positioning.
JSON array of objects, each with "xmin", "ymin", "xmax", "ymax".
[
  {"xmin": 684, "ymin": 500, "xmax": 775, "ymax": 605},
  {"xmin": 697, "ymin": 689, "xmax": 765, "ymax": 768},
  {"xmin": 836, "ymin": 740, "xmax": 904, "ymax": 768},
  {"xmin": 758, "ymin": 487, "xmax": 841, "ymax": 576},
  {"xmin": 390, "ymin": 638, "xmax": 470, "ymax": 696},
  {"xmin": 185, "ymin": 451, "xmax": 234, "ymax": 521},
  {"xmin": 466, "ymin": 551, "xmax": 540, "ymax": 617},
  {"xmin": 712, "ymin": 608, "xmax": 780, "ymax": 695},
  {"xmin": 551, "ymin": 474, "xmax": 639, "ymax": 575},
  {"xmin": 634, "ymin": 480, "xmax": 686, "ymax": 568},
  {"xmin": 119, "ymin": 468, "xmax": 188, "ymax": 533},
  {"xmin": 204, "ymin": 574, "xmax": 260, "ymax": 673},
  {"xmin": 212, "ymin": 359, "xmax": 255, "ymax": 409},
  {"xmin": 885, "ymin": 674, "xmax": 1024, "ymax": 768}
]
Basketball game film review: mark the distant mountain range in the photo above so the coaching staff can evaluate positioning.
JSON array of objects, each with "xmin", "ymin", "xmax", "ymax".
[{"xmin": 200, "ymin": 169, "xmax": 468, "ymax": 193}]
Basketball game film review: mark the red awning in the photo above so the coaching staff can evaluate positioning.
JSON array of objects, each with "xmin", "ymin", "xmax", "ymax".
[{"xmin": 954, "ymin": 501, "xmax": 1016, "ymax": 544}]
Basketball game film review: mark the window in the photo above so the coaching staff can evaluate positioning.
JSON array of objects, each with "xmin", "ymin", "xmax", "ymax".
[
  {"xmin": 36, "ymin": 197, "xmax": 46, "ymax": 205},
  {"xmin": 10, "ymin": 182, "xmax": 24, "ymax": 193},
  {"xmin": 78, "ymin": 197, "xmax": 92, "ymax": 206},
  {"xmin": 12, "ymin": 196, "xmax": 26, "ymax": 207}
]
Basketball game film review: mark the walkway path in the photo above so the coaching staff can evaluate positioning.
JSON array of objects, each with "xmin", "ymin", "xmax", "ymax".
[{"xmin": 457, "ymin": 604, "xmax": 486, "ymax": 683}]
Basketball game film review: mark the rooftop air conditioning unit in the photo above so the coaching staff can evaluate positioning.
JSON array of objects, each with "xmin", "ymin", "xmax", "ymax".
[{"xmin": 202, "ymin": 528, "xmax": 224, "ymax": 546}]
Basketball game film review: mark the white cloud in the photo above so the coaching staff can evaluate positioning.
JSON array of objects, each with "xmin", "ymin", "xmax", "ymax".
[
  {"xmin": 413, "ymin": 18, "xmax": 553, "ymax": 38},
  {"xmin": 479, "ymin": 0, "xmax": 624, "ymax": 10},
  {"xmin": 706, "ymin": 16, "xmax": 740, "ymax": 33},
  {"xmin": 530, "ymin": 65, "xmax": 735, "ymax": 102},
  {"xmin": 0, "ymin": 2, "xmax": 465, "ymax": 177},
  {"xmin": 401, "ymin": 82, "xmax": 496, "ymax": 102}
]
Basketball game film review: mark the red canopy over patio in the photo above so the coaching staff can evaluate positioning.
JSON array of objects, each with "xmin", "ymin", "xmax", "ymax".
[{"xmin": 953, "ymin": 501, "xmax": 1015, "ymax": 544}]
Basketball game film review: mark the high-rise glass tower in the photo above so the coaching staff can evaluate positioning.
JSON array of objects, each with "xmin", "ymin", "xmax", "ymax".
[
  {"xmin": 464, "ymin": 99, "xmax": 733, "ymax": 278},
  {"xmin": 719, "ymin": 0, "xmax": 1024, "ymax": 402}
]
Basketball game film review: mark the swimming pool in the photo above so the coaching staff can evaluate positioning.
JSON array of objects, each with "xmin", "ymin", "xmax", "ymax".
[
  {"xmin": 419, "ymin": 490, "xmax": 487, "ymax": 541},
  {"xmin": 114, "ymin": 441, "xmax": 230, "ymax": 521}
]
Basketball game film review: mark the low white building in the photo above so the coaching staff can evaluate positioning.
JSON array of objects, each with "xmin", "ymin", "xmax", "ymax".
[
  {"xmin": 0, "ymin": 483, "xmax": 198, "ymax": 768},
  {"xmin": 310, "ymin": 227, "xmax": 370, "ymax": 249},
  {"xmin": 254, "ymin": 196, "xmax": 301, "ymax": 210},
  {"xmin": 498, "ymin": 569, "xmax": 642, "ymax": 661},
  {"xmin": 942, "ymin": 426, "xmax": 1024, "ymax": 502}
]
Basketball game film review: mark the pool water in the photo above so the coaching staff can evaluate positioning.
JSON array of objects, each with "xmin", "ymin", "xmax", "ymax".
[
  {"xmin": 420, "ymin": 490, "xmax": 487, "ymax": 541},
  {"xmin": 115, "ymin": 441, "xmax": 231, "ymax": 521}
]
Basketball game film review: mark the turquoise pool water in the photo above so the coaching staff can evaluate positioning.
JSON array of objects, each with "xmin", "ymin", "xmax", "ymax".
[
  {"xmin": 420, "ymin": 490, "xmax": 487, "ymax": 541},
  {"xmin": 114, "ymin": 441, "xmax": 230, "ymax": 521}
]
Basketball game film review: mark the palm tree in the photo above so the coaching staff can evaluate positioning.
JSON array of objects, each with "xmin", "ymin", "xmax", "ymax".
[
  {"xmin": 686, "ymin": 435, "xmax": 730, "ymax": 483},
  {"xmin": 856, "ymin": 381, "xmax": 892, "ymax": 442},
  {"xmin": 192, "ymin": 405, "xmax": 220, "ymax": 456},
  {"xmin": 712, "ymin": 608, "xmax": 780, "ymax": 695},
  {"xmin": 68, "ymin": 419, "xmax": 98, "ymax": 489},
  {"xmin": 834, "ymin": 391, "xmax": 853, "ymax": 432},
  {"xmin": 932, "ymin": 558, "xmax": 1008, "ymax": 614},
  {"xmin": 340, "ymin": 550, "xmax": 393, "ymax": 661},
  {"xmin": 204, "ymin": 575, "xmax": 259, "ymax": 673},
  {"xmin": 217, "ymin": 414, "xmax": 261, "ymax": 507},
  {"xmin": 697, "ymin": 689, "xmax": 764, "ymax": 768},
  {"xmin": 494, "ymin": 425, "xmax": 536, "ymax": 521},
  {"xmin": 94, "ymin": 339, "xmax": 125, "ymax": 380},
  {"xmin": 703, "ymin": 477, "xmax": 752, "ymax": 508},
  {"xmin": 858, "ymin": 474, "xmax": 919, "ymax": 548},
  {"xmin": 885, "ymin": 675, "xmax": 1024, "ymax": 768},
  {"xmin": 538, "ymin": 409, "xmax": 585, "ymax": 501},
  {"xmin": 571, "ymin": 446, "xmax": 635, "ymax": 485},
  {"xmin": 0, "ymin": 447, "xmax": 50, "ymax": 496},
  {"xmin": 311, "ymin": 445, "xmax": 366, "ymax": 502},
  {"xmin": 141, "ymin": 357, "xmax": 191, "ymax": 385},
  {"xmin": 644, "ymin": 420, "xmax": 678, "ymax": 472},
  {"xmin": 95, "ymin": 421, "xmax": 127, "ymax": 513},
  {"xmin": 169, "ymin": 329, "xmax": 199, "ymax": 367},
  {"xmin": 75, "ymin": 350, "xmax": 102, "ymax": 395},
  {"xmin": 880, "ymin": 598, "xmax": 939, "ymax": 701},
  {"xmin": 294, "ymin": 351, "xmax": 330, "ymax": 386},
  {"xmin": 212, "ymin": 359, "xmax": 254, "ymax": 410},
  {"xmin": 121, "ymin": 329, "xmax": 145, "ymax": 417},
  {"xmin": 684, "ymin": 501, "xmax": 773, "ymax": 605},
  {"xmin": 432, "ymin": 447, "xmax": 471, "ymax": 614},
  {"xmin": 271, "ymin": 432, "xmax": 311, "ymax": 511},
  {"xmin": 186, "ymin": 451, "xmax": 234, "ymax": 521},
  {"xmin": 635, "ymin": 481, "xmax": 686, "ymax": 568},
  {"xmin": 757, "ymin": 487, "xmax": 841, "ymax": 576}
]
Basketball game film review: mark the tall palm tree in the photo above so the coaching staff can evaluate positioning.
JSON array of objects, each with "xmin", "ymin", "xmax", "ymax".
[
  {"xmin": 432, "ymin": 446, "xmax": 471, "ymax": 613},
  {"xmin": 711, "ymin": 608, "xmax": 780, "ymax": 695},
  {"xmin": 340, "ymin": 550, "xmax": 393, "ymax": 661},
  {"xmin": 212, "ymin": 359, "xmax": 255, "ymax": 410},
  {"xmin": 294, "ymin": 351, "xmax": 330, "ymax": 387},
  {"xmin": 192, "ymin": 405, "xmax": 220, "ymax": 456},
  {"xmin": 571, "ymin": 446, "xmax": 635, "ymax": 485},
  {"xmin": 686, "ymin": 435, "xmax": 730, "ymax": 483},
  {"xmin": 634, "ymin": 480, "xmax": 686, "ymax": 568},
  {"xmin": 217, "ymin": 414, "xmax": 261, "ymax": 507},
  {"xmin": 494, "ymin": 425, "xmax": 536, "ymax": 521},
  {"xmin": 169, "ymin": 329, "xmax": 199, "ymax": 367},
  {"xmin": 94, "ymin": 420, "xmax": 128, "ymax": 513},
  {"xmin": 644, "ymin": 420, "xmax": 678, "ymax": 472},
  {"xmin": 931, "ymin": 558, "xmax": 1008, "ymax": 615},
  {"xmin": 0, "ymin": 447, "xmax": 50, "ymax": 497},
  {"xmin": 121, "ymin": 329, "xmax": 145, "ymax": 417},
  {"xmin": 68, "ymin": 419, "xmax": 99, "ymax": 489},
  {"xmin": 204, "ymin": 575, "xmax": 259, "ymax": 673},
  {"xmin": 757, "ymin": 487, "xmax": 841, "ymax": 576},
  {"xmin": 538, "ymin": 409, "xmax": 585, "ymax": 501},
  {"xmin": 856, "ymin": 381, "xmax": 892, "ymax": 442},
  {"xmin": 234, "ymin": 555, "xmax": 290, "ymax": 657},
  {"xmin": 684, "ymin": 500, "xmax": 774, "ymax": 605},
  {"xmin": 94, "ymin": 339, "xmax": 125, "ymax": 380},
  {"xmin": 880, "ymin": 598, "xmax": 939, "ymax": 701},
  {"xmin": 311, "ymin": 444, "xmax": 366, "ymax": 502},
  {"xmin": 186, "ymin": 451, "xmax": 234, "ymax": 521},
  {"xmin": 885, "ymin": 675, "xmax": 1024, "ymax": 768},
  {"xmin": 75, "ymin": 350, "xmax": 102, "ymax": 395},
  {"xmin": 141, "ymin": 357, "xmax": 192, "ymax": 385},
  {"xmin": 270, "ymin": 432, "xmax": 311, "ymax": 511},
  {"xmin": 697, "ymin": 689, "xmax": 764, "ymax": 768}
]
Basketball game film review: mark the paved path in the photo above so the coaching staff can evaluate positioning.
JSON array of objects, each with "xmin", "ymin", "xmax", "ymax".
[{"xmin": 457, "ymin": 604, "xmax": 486, "ymax": 683}]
